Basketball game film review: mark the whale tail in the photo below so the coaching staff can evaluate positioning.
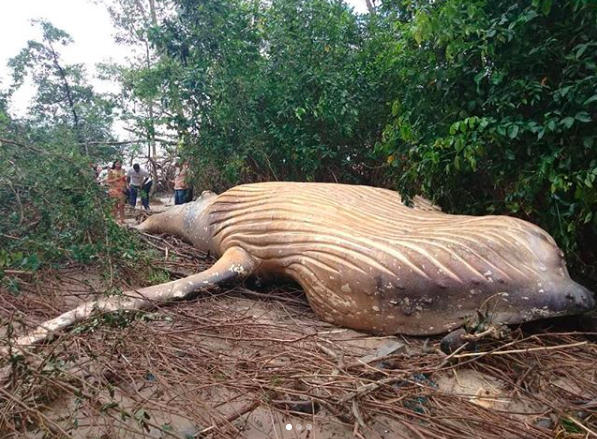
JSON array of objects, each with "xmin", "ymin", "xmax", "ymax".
[{"xmin": 135, "ymin": 191, "xmax": 216, "ymax": 249}]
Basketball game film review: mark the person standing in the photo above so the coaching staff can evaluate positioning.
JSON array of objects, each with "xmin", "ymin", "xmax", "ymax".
[
  {"xmin": 173, "ymin": 161, "xmax": 191, "ymax": 205},
  {"xmin": 106, "ymin": 160, "xmax": 127, "ymax": 224},
  {"xmin": 97, "ymin": 165, "xmax": 109, "ymax": 186},
  {"xmin": 142, "ymin": 177, "xmax": 153, "ymax": 210},
  {"xmin": 127, "ymin": 163, "xmax": 150, "ymax": 210}
]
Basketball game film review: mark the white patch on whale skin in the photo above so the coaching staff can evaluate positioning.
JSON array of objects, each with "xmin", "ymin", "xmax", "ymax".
[
  {"xmin": 173, "ymin": 289, "xmax": 185, "ymax": 298},
  {"xmin": 229, "ymin": 264, "xmax": 246, "ymax": 275},
  {"xmin": 530, "ymin": 307, "xmax": 553, "ymax": 318},
  {"xmin": 498, "ymin": 292, "xmax": 510, "ymax": 302},
  {"xmin": 341, "ymin": 284, "xmax": 351, "ymax": 293},
  {"xmin": 483, "ymin": 270, "xmax": 494, "ymax": 283}
]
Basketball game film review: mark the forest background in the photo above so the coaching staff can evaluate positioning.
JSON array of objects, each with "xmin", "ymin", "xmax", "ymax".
[{"xmin": 1, "ymin": 0, "xmax": 596, "ymax": 290}]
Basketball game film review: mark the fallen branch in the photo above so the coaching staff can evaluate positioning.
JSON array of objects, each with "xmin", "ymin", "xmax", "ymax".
[
  {"xmin": 452, "ymin": 341, "xmax": 588, "ymax": 359},
  {"xmin": 196, "ymin": 400, "xmax": 259, "ymax": 436}
]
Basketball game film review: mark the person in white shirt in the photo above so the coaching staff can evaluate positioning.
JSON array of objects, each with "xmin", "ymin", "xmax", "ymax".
[
  {"xmin": 126, "ymin": 163, "xmax": 150, "ymax": 209},
  {"xmin": 97, "ymin": 166, "xmax": 109, "ymax": 186}
]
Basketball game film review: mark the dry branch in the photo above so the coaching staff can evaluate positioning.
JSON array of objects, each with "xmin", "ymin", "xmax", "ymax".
[{"xmin": 0, "ymin": 234, "xmax": 595, "ymax": 438}]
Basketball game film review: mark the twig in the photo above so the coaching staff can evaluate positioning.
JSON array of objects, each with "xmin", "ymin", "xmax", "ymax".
[
  {"xmin": 3, "ymin": 270, "xmax": 34, "ymax": 277},
  {"xmin": 453, "ymin": 341, "xmax": 588, "ymax": 358},
  {"xmin": 338, "ymin": 376, "xmax": 404, "ymax": 404},
  {"xmin": 196, "ymin": 400, "xmax": 259, "ymax": 436}
]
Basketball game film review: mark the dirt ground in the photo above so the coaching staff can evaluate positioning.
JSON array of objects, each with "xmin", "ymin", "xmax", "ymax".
[{"xmin": 1, "ymin": 214, "xmax": 596, "ymax": 439}]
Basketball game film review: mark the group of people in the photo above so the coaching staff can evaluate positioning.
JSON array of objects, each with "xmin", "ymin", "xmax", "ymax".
[{"xmin": 98, "ymin": 160, "xmax": 193, "ymax": 224}]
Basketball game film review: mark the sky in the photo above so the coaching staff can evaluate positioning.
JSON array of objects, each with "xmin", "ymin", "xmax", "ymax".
[
  {"xmin": 0, "ymin": 0, "xmax": 368, "ymax": 125},
  {"xmin": 0, "ymin": 0, "xmax": 133, "ymax": 117}
]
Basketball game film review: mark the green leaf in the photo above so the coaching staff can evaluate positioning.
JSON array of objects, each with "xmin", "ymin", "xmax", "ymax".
[
  {"xmin": 162, "ymin": 423, "xmax": 173, "ymax": 431},
  {"xmin": 561, "ymin": 117, "xmax": 575, "ymax": 129},
  {"xmin": 575, "ymin": 43, "xmax": 589, "ymax": 59},
  {"xmin": 575, "ymin": 111, "xmax": 592, "ymax": 123},
  {"xmin": 507, "ymin": 124, "xmax": 519, "ymax": 139},
  {"xmin": 584, "ymin": 95, "xmax": 597, "ymax": 105},
  {"xmin": 541, "ymin": 0, "xmax": 553, "ymax": 15}
]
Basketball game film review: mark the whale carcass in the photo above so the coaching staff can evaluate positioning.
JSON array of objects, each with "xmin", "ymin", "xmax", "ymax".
[{"xmin": 4, "ymin": 182, "xmax": 594, "ymax": 351}]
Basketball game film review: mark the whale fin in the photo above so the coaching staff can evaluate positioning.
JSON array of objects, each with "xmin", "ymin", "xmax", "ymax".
[{"xmin": 1, "ymin": 247, "xmax": 256, "ymax": 354}]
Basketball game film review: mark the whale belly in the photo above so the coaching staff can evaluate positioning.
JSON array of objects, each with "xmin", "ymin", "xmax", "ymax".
[{"xmin": 206, "ymin": 182, "xmax": 593, "ymax": 335}]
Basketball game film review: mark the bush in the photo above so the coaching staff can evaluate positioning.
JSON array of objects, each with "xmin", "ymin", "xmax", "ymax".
[
  {"xmin": 0, "ymin": 132, "xmax": 140, "ymax": 284},
  {"xmin": 378, "ymin": 0, "xmax": 597, "ymax": 280}
]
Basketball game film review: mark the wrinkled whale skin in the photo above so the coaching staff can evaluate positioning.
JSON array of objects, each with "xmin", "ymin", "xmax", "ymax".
[{"xmin": 142, "ymin": 182, "xmax": 595, "ymax": 336}]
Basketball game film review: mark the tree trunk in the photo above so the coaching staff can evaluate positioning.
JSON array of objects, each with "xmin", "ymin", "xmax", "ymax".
[
  {"xmin": 148, "ymin": 0, "xmax": 158, "ymax": 26},
  {"xmin": 144, "ymin": 41, "xmax": 159, "ymax": 194},
  {"xmin": 47, "ymin": 40, "xmax": 86, "ymax": 155}
]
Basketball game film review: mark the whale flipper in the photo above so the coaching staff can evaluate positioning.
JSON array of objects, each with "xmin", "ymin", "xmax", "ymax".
[{"xmin": 1, "ymin": 247, "xmax": 256, "ymax": 354}]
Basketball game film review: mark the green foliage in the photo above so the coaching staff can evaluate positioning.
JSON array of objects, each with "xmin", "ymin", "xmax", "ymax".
[
  {"xmin": 0, "ymin": 21, "xmax": 144, "ymax": 282},
  {"xmin": 0, "ymin": 134, "xmax": 135, "ymax": 276},
  {"xmin": 378, "ymin": 0, "xmax": 597, "ymax": 274},
  {"xmin": 5, "ymin": 2, "xmax": 595, "ymax": 285},
  {"xmin": 150, "ymin": 0, "xmax": 388, "ymax": 188},
  {"xmin": 8, "ymin": 20, "xmax": 115, "ymax": 151}
]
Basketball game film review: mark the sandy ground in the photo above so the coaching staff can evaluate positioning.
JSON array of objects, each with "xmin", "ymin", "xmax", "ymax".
[{"xmin": 1, "ymin": 206, "xmax": 596, "ymax": 438}]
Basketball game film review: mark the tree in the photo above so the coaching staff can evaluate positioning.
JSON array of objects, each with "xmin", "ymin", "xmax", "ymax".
[
  {"xmin": 377, "ymin": 0, "xmax": 597, "ymax": 282},
  {"xmin": 8, "ymin": 20, "xmax": 114, "ymax": 156},
  {"xmin": 148, "ymin": 0, "xmax": 389, "ymax": 187},
  {"xmin": 97, "ymin": 0, "xmax": 178, "ymax": 191}
]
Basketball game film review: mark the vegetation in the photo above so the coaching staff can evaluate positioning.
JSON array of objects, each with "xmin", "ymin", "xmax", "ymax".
[
  {"xmin": 0, "ymin": 22, "xmax": 142, "ymax": 287},
  {"xmin": 378, "ymin": 0, "xmax": 597, "ymax": 279},
  {"xmin": 1, "ymin": 0, "xmax": 596, "ymax": 283}
]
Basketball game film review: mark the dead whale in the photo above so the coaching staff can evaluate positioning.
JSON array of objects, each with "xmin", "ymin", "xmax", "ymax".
[{"xmin": 3, "ymin": 182, "xmax": 594, "ymax": 352}]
